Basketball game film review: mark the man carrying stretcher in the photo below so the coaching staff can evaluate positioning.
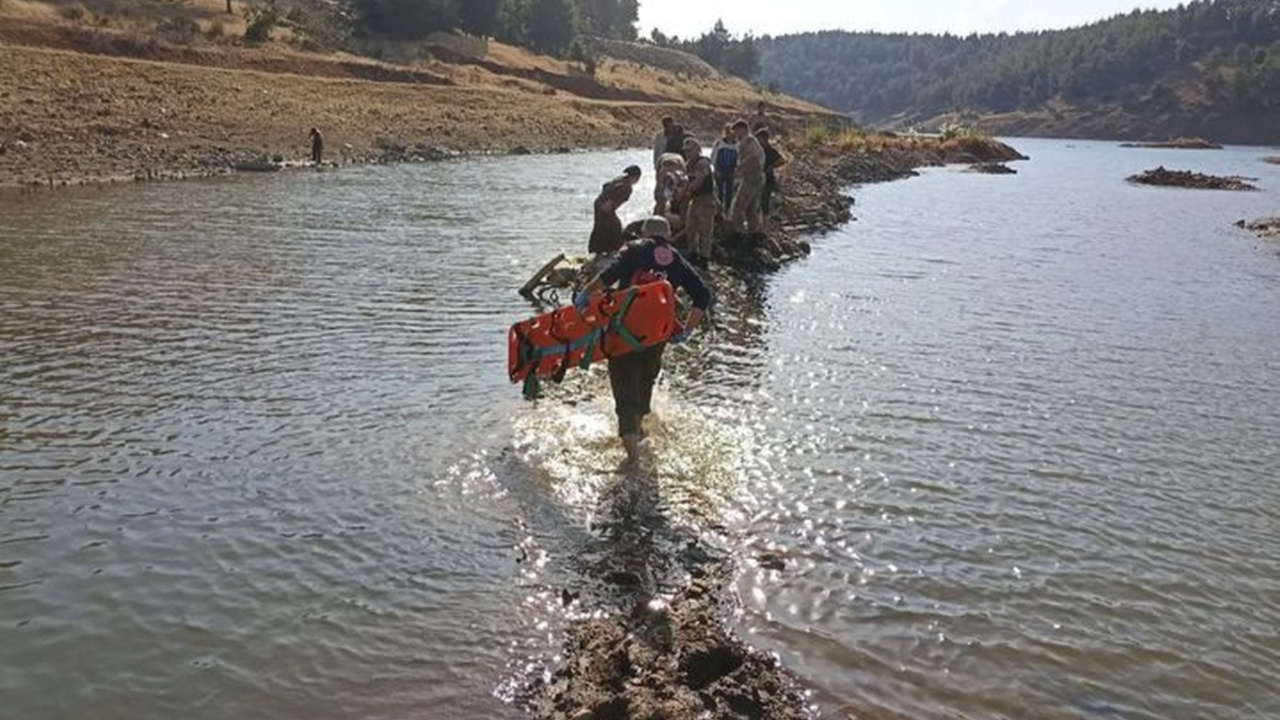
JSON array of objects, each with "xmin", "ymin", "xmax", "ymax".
[{"xmin": 575, "ymin": 216, "xmax": 714, "ymax": 460}]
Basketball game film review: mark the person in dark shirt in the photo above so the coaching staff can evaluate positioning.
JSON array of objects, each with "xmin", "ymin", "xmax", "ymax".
[
  {"xmin": 757, "ymin": 128, "xmax": 790, "ymax": 218},
  {"xmin": 575, "ymin": 216, "xmax": 714, "ymax": 459},
  {"xmin": 588, "ymin": 165, "xmax": 642, "ymax": 255},
  {"xmin": 309, "ymin": 127, "xmax": 324, "ymax": 165},
  {"xmin": 664, "ymin": 124, "xmax": 688, "ymax": 155}
]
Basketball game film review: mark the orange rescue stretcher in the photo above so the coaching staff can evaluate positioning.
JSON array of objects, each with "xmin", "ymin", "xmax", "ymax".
[{"xmin": 508, "ymin": 281, "xmax": 681, "ymax": 397}]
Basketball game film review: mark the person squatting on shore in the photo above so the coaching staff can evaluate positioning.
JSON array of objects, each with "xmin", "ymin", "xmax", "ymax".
[
  {"xmin": 729, "ymin": 119, "xmax": 766, "ymax": 237},
  {"xmin": 654, "ymin": 152, "xmax": 686, "ymax": 217},
  {"xmin": 679, "ymin": 137, "xmax": 717, "ymax": 266},
  {"xmin": 309, "ymin": 127, "xmax": 324, "ymax": 165},
  {"xmin": 575, "ymin": 216, "xmax": 713, "ymax": 459},
  {"xmin": 589, "ymin": 165, "xmax": 642, "ymax": 255}
]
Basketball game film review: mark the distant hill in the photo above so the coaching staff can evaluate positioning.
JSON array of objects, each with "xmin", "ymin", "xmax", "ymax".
[{"xmin": 758, "ymin": 0, "xmax": 1280, "ymax": 144}]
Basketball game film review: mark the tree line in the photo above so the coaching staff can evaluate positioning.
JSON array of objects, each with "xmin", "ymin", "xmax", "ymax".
[
  {"xmin": 648, "ymin": 20, "xmax": 762, "ymax": 80},
  {"xmin": 353, "ymin": 0, "xmax": 638, "ymax": 55},
  {"xmin": 757, "ymin": 0, "xmax": 1280, "ymax": 122}
]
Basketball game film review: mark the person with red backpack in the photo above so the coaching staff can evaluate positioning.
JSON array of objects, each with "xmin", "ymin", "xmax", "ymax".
[{"xmin": 575, "ymin": 216, "xmax": 714, "ymax": 459}]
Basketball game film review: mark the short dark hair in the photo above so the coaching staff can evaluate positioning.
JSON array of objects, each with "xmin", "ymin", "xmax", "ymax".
[
  {"xmin": 623, "ymin": 164, "xmax": 642, "ymax": 177},
  {"xmin": 755, "ymin": 128, "xmax": 770, "ymax": 140},
  {"xmin": 661, "ymin": 116, "xmax": 675, "ymax": 126},
  {"xmin": 732, "ymin": 119, "xmax": 749, "ymax": 131}
]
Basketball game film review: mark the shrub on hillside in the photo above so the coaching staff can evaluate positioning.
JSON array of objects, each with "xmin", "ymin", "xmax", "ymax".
[
  {"xmin": 804, "ymin": 125, "xmax": 829, "ymax": 147},
  {"xmin": 59, "ymin": 3, "xmax": 87, "ymax": 20},
  {"xmin": 285, "ymin": 4, "xmax": 351, "ymax": 52},
  {"xmin": 243, "ymin": 1, "xmax": 279, "ymax": 44},
  {"xmin": 156, "ymin": 16, "xmax": 201, "ymax": 44}
]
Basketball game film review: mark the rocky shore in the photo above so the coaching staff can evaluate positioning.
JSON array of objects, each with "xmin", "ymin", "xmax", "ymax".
[{"xmin": 1127, "ymin": 167, "xmax": 1258, "ymax": 191}]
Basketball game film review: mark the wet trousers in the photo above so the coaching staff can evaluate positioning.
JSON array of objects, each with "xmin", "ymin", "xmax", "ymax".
[
  {"xmin": 607, "ymin": 342, "xmax": 666, "ymax": 436},
  {"xmin": 730, "ymin": 171, "xmax": 765, "ymax": 234},
  {"xmin": 684, "ymin": 194, "xmax": 717, "ymax": 260}
]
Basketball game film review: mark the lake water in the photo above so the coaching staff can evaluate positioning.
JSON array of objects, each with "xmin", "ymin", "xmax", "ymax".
[{"xmin": 2, "ymin": 139, "xmax": 1278, "ymax": 720}]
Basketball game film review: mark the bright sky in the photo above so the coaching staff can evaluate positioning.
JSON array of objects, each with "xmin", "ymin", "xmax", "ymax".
[{"xmin": 638, "ymin": 0, "xmax": 1188, "ymax": 39}]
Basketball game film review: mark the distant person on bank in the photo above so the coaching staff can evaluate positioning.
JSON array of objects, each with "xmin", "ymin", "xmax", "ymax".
[
  {"xmin": 574, "ymin": 216, "xmax": 713, "ymax": 460},
  {"xmin": 679, "ymin": 137, "xmax": 717, "ymax": 266},
  {"xmin": 589, "ymin": 165, "xmax": 642, "ymax": 255},
  {"xmin": 729, "ymin": 119, "xmax": 766, "ymax": 237},
  {"xmin": 711, "ymin": 123, "xmax": 739, "ymax": 214},
  {"xmin": 309, "ymin": 127, "xmax": 324, "ymax": 165}
]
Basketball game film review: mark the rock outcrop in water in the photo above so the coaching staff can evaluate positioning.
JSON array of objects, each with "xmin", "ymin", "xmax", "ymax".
[
  {"xmin": 969, "ymin": 162, "xmax": 1017, "ymax": 174},
  {"xmin": 1236, "ymin": 217, "xmax": 1280, "ymax": 238},
  {"xmin": 1120, "ymin": 137, "xmax": 1223, "ymax": 149},
  {"xmin": 1127, "ymin": 167, "xmax": 1258, "ymax": 191}
]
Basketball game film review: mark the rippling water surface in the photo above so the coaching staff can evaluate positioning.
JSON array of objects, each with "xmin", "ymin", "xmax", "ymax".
[{"xmin": 2, "ymin": 141, "xmax": 1279, "ymax": 720}]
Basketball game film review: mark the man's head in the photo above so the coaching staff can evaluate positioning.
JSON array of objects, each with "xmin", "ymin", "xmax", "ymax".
[
  {"xmin": 682, "ymin": 137, "xmax": 702, "ymax": 159},
  {"xmin": 723, "ymin": 123, "xmax": 734, "ymax": 139},
  {"xmin": 639, "ymin": 216, "xmax": 673, "ymax": 241},
  {"xmin": 732, "ymin": 119, "xmax": 750, "ymax": 139},
  {"xmin": 755, "ymin": 128, "xmax": 770, "ymax": 143},
  {"xmin": 623, "ymin": 165, "xmax": 642, "ymax": 184},
  {"xmin": 661, "ymin": 116, "xmax": 675, "ymax": 133}
]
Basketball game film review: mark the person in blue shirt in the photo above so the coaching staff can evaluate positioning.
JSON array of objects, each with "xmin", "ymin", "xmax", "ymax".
[
  {"xmin": 711, "ymin": 124, "xmax": 739, "ymax": 215},
  {"xmin": 575, "ymin": 216, "xmax": 714, "ymax": 458}
]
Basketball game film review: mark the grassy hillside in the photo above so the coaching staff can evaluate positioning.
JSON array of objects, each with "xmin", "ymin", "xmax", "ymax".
[{"xmin": 758, "ymin": 0, "xmax": 1280, "ymax": 144}]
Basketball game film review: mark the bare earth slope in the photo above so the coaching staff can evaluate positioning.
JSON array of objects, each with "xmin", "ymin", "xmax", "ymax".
[{"xmin": 0, "ymin": 3, "xmax": 839, "ymax": 187}]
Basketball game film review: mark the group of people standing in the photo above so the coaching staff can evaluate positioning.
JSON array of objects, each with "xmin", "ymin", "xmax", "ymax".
[
  {"xmin": 576, "ymin": 104, "xmax": 787, "ymax": 459},
  {"xmin": 588, "ymin": 107, "xmax": 789, "ymax": 266},
  {"xmin": 649, "ymin": 112, "xmax": 789, "ymax": 263}
]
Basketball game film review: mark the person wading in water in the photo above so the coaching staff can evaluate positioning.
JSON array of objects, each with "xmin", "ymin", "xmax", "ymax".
[
  {"xmin": 589, "ymin": 165, "xmax": 642, "ymax": 256},
  {"xmin": 575, "ymin": 216, "xmax": 713, "ymax": 460}
]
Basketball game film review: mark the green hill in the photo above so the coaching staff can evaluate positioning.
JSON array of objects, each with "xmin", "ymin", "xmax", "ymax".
[{"xmin": 758, "ymin": 0, "xmax": 1280, "ymax": 144}]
